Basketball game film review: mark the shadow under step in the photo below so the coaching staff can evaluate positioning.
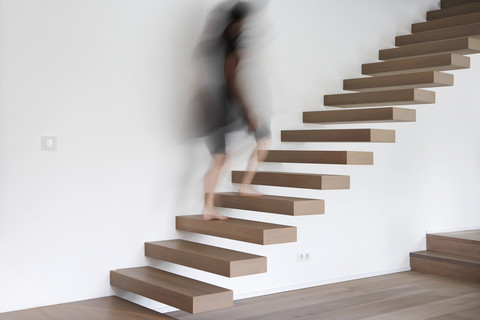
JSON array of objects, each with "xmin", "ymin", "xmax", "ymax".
[
  {"xmin": 427, "ymin": 229, "xmax": 480, "ymax": 260},
  {"xmin": 214, "ymin": 192, "xmax": 324, "ymax": 215},
  {"xmin": 303, "ymin": 107, "xmax": 416, "ymax": 124},
  {"xmin": 145, "ymin": 239, "xmax": 267, "ymax": 277},
  {"xmin": 281, "ymin": 128, "xmax": 395, "ymax": 143},
  {"xmin": 110, "ymin": 266, "xmax": 233, "ymax": 314},
  {"xmin": 379, "ymin": 37, "xmax": 480, "ymax": 60},
  {"xmin": 441, "ymin": 0, "xmax": 479, "ymax": 9},
  {"xmin": 324, "ymin": 89, "xmax": 434, "ymax": 108},
  {"xmin": 396, "ymin": 23, "xmax": 480, "ymax": 46},
  {"xmin": 232, "ymin": 171, "xmax": 350, "ymax": 190},
  {"xmin": 259, "ymin": 150, "xmax": 373, "ymax": 165},
  {"xmin": 410, "ymin": 250, "xmax": 480, "ymax": 282},
  {"xmin": 344, "ymin": 71, "xmax": 453, "ymax": 92},
  {"xmin": 176, "ymin": 215, "xmax": 297, "ymax": 245},
  {"xmin": 428, "ymin": 2, "xmax": 480, "ymax": 20},
  {"xmin": 412, "ymin": 12, "xmax": 480, "ymax": 33},
  {"xmin": 363, "ymin": 53, "xmax": 469, "ymax": 76}
]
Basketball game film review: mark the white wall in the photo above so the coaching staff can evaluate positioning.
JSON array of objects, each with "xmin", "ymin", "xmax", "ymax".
[{"xmin": 1, "ymin": 0, "xmax": 479, "ymax": 314}]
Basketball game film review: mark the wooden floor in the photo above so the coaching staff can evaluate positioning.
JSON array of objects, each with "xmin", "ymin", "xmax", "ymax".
[
  {"xmin": 168, "ymin": 271, "xmax": 480, "ymax": 320},
  {"xmin": 0, "ymin": 296, "xmax": 174, "ymax": 320},
  {"xmin": 1, "ymin": 271, "xmax": 479, "ymax": 320}
]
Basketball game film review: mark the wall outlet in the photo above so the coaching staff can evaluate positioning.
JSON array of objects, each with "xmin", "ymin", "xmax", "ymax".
[
  {"xmin": 297, "ymin": 251, "xmax": 310, "ymax": 262},
  {"xmin": 41, "ymin": 136, "xmax": 57, "ymax": 151}
]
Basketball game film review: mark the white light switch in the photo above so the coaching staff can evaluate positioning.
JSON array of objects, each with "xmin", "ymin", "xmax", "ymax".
[{"xmin": 41, "ymin": 136, "xmax": 57, "ymax": 151}]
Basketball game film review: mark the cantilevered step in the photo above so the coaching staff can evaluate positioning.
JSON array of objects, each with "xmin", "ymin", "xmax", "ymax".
[
  {"xmin": 396, "ymin": 23, "xmax": 480, "ymax": 46},
  {"xmin": 324, "ymin": 89, "xmax": 435, "ymax": 108},
  {"xmin": 427, "ymin": 229, "xmax": 480, "ymax": 260},
  {"xmin": 281, "ymin": 129, "xmax": 395, "ymax": 143},
  {"xmin": 379, "ymin": 37, "xmax": 480, "ymax": 60},
  {"xmin": 214, "ymin": 192, "xmax": 324, "ymax": 215},
  {"xmin": 441, "ymin": 0, "xmax": 479, "ymax": 9},
  {"xmin": 344, "ymin": 71, "xmax": 453, "ymax": 92},
  {"xmin": 363, "ymin": 53, "xmax": 469, "ymax": 76},
  {"xmin": 176, "ymin": 215, "xmax": 297, "ymax": 245},
  {"xmin": 259, "ymin": 150, "xmax": 373, "ymax": 165},
  {"xmin": 232, "ymin": 171, "xmax": 350, "ymax": 190},
  {"xmin": 410, "ymin": 250, "xmax": 480, "ymax": 282},
  {"xmin": 412, "ymin": 12, "xmax": 480, "ymax": 33},
  {"xmin": 145, "ymin": 239, "xmax": 267, "ymax": 277},
  {"xmin": 428, "ymin": 2, "xmax": 480, "ymax": 20},
  {"xmin": 110, "ymin": 267, "xmax": 233, "ymax": 314},
  {"xmin": 303, "ymin": 107, "xmax": 416, "ymax": 124}
]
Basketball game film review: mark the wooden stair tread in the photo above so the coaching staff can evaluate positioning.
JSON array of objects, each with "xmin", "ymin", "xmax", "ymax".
[
  {"xmin": 412, "ymin": 12, "xmax": 480, "ymax": 33},
  {"xmin": 410, "ymin": 250, "xmax": 480, "ymax": 266},
  {"xmin": 441, "ymin": 0, "xmax": 480, "ymax": 9},
  {"xmin": 344, "ymin": 71, "xmax": 453, "ymax": 92},
  {"xmin": 363, "ymin": 53, "xmax": 469, "ymax": 76},
  {"xmin": 428, "ymin": 2, "xmax": 480, "ymax": 20},
  {"xmin": 324, "ymin": 88, "xmax": 435, "ymax": 108},
  {"xmin": 410, "ymin": 250, "xmax": 480, "ymax": 282},
  {"xmin": 145, "ymin": 240, "xmax": 267, "ymax": 277},
  {"xmin": 232, "ymin": 171, "xmax": 350, "ymax": 190},
  {"xmin": 176, "ymin": 215, "xmax": 297, "ymax": 245},
  {"xmin": 431, "ymin": 229, "xmax": 480, "ymax": 243},
  {"xmin": 427, "ymin": 230, "xmax": 480, "ymax": 260},
  {"xmin": 110, "ymin": 266, "xmax": 233, "ymax": 314},
  {"xmin": 281, "ymin": 128, "xmax": 395, "ymax": 143},
  {"xmin": 396, "ymin": 23, "xmax": 480, "ymax": 46},
  {"xmin": 259, "ymin": 150, "xmax": 374, "ymax": 165},
  {"xmin": 214, "ymin": 192, "xmax": 324, "ymax": 215},
  {"xmin": 303, "ymin": 107, "xmax": 416, "ymax": 124},
  {"xmin": 379, "ymin": 37, "xmax": 480, "ymax": 60}
]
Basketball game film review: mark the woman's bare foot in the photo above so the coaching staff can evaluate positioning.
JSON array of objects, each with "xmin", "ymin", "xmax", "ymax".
[
  {"xmin": 202, "ymin": 207, "xmax": 228, "ymax": 221},
  {"xmin": 239, "ymin": 184, "xmax": 264, "ymax": 197}
]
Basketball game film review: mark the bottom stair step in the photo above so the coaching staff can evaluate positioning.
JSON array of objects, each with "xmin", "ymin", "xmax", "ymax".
[
  {"xmin": 410, "ymin": 250, "xmax": 480, "ymax": 282},
  {"xmin": 110, "ymin": 266, "xmax": 233, "ymax": 314},
  {"xmin": 145, "ymin": 239, "xmax": 267, "ymax": 277}
]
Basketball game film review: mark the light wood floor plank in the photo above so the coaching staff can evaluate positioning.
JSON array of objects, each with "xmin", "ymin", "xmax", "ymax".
[{"xmin": 167, "ymin": 271, "xmax": 480, "ymax": 320}]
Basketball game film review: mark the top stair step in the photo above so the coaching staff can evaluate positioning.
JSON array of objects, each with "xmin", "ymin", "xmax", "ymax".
[
  {"xmin": 428, "ymin": 2, "xmax": 480, "ymax": 20},
  {"xmin": 441, "ymin": 0, "xmax": 480, "ymax": 9},
  {"xmin": 379, "ymin": 37, "xmax": 480, "ymax": 60},
  {"xmin": 110, "ymin": 266, "xmax": 233, "ymax": 314},
  {"xmin": 363, "ymin": 53, "xmax": 469, "ymax": 76},
  {"xmin": 412, "ymin": 12, "xmax": 480, "ymax": 33},
  {"xmin": 427, "ymin": 229, "xmax": 480, "ymax": 260},
  {"xmin": 396, "ymin": 23, "xmax": 480, "ymax": 46},
  {"xmin": 176, "ymin": 215, "xmax": 297, "ymax": 245},
  {"xmin": 145, "ymin": 239, "xmax": 267, "ymax": 277}
]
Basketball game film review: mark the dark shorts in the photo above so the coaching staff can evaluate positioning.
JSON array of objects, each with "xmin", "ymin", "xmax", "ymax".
[{"xmin": 206, "ymin": 123, "xmax": 271, "ymax": 155}]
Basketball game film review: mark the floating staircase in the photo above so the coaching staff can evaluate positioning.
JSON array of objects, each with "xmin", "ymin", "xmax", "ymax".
[
  {"xmin": 410, "ymin": 230, "xmax": 480, "ymax": 282},
  {"xmin": 110, "ymin": 0, "xmax": 480, "ymax": 314}
]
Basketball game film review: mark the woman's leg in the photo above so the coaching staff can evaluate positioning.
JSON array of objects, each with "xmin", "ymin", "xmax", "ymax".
[
  {"xmin": 239, "ymin": 137, "xmax": 270, "ymax": 196},
  {"xmin": 202, "ymin": 153, "xmax": 229, "ymax": 220}
]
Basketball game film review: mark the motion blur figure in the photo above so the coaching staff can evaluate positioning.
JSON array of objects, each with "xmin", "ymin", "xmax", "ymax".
[{"xmin": 191, "ymin": 1, "xmax": 271, "ymax": 221}]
